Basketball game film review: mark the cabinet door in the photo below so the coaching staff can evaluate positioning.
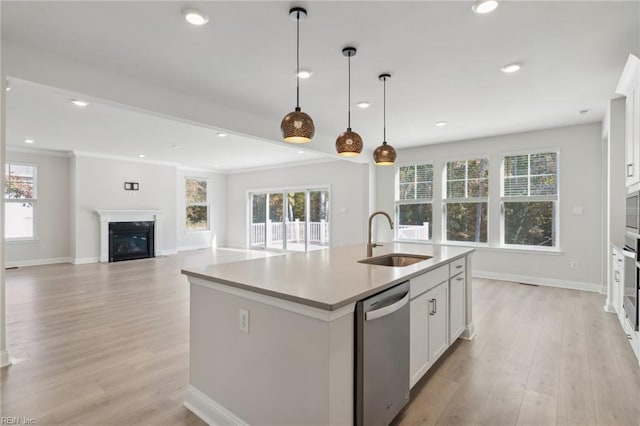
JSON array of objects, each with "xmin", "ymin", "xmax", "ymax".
[
  {"xmin": 449, "ymin": 273, "xmax": 465, "ymax": 343},
  {"xmin": 428, "ymin": 282, "xmax": 449, "ymax": 363},
  {"xmin": 634, "ymin": 88, "xmax": 640, "ymax": 186},
  {"xmin": 410, "ymin": 294, "xmax": 429, "ymax": 388},
  {"xmin": 626, "ymin": 94, "xmax": 636, "ymax": 186}
]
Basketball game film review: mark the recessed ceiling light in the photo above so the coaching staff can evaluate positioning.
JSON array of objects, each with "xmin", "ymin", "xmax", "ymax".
[
  {"xmin": 5, "ymin": 80, "xmax": 10, "ymax": 92},
  {"xmin": 298, "ymin": 150, "xmax": 305, "ymax": 154},
  {"xmin": 182, "ymin": 8, "xmax": 209, "ymax": 26},
  {"xmin": 435, "ymin": 121, "xmax": 447, "ymax": 127},
  {"xmin": 138, "ymin": 154, "xmax": 145, "ymax": 158},
  {"xmin": 472, "ymin": 0, "xmax": 499, "ymax": 14},
  {"xmin": 296, "ymin": 69, "xmax": 313, "ymax": 79},
  {"xmin": 501, "ymin": 63, "xmax": 521, "ymax": 74},
  {"xmin": 579, "ymin": 108, "xmax": 591, "ymax": 115},
  {"xmin": 356, "ymin": 101, "xmax": 371, "ymax": 109},
  {"xmin": 24, "ymin": 139, "xmax": 34, "ymax": 144},
  {"xmin": 70, "ymin": 99, "xmax": 89, "ymax": 107},
  {"xmin": 213, "ymin": 164, "xmax": 219, "ymax": 168},
  {"xmin": 217, "ymin": 132, "xmax": 228, "ymax": 138}
]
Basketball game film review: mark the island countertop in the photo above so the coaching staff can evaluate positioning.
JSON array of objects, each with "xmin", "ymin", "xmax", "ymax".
[{"xmin": 181, "ymin": 243, "xmax": 474, "ymax": 311}]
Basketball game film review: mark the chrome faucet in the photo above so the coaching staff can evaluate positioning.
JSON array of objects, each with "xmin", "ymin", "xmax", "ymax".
[{"xmin": 367, "ymin": 211, "xmax": 394, "ymax": 257}]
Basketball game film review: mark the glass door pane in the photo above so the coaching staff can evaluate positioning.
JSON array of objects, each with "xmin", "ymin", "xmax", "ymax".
[
  {"xmin": 286, "ymin": 192, "xmax": 306, "ymax": 252},
  {"xmin": 250, "ymin": 193, "xmax": 267, "ymax": 249},
  {"xmin": 267, "ymin": 192, "xmax": 285, "ymax": 250},
  {"xmin": 308, "ymin": 190, "xmax": 330, "ymax": 250}
]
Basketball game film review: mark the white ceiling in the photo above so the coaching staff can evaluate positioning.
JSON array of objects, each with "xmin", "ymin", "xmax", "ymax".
[
  {"xmin": 2, "ymin": 1, "xmax": 638, "ymax": 169},
  {"xmin": 5, "ymin": 78, "xmax": 329, "ymax": 172}
]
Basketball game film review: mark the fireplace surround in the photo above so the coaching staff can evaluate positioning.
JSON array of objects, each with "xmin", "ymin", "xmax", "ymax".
[{"xmin": 96, "ymin": 210, "xmax": 165, "ymax": 263}]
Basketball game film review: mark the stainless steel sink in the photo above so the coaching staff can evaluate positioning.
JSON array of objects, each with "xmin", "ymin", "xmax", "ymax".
[{"xmin": 358, "ymin": 253, "xmax": 432, "ymax": 267}]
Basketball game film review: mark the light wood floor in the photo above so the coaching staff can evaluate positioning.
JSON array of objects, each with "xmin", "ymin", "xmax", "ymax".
[{"xmin": 2, "ymin": 249, "xmax": 640, "ymax": 425}]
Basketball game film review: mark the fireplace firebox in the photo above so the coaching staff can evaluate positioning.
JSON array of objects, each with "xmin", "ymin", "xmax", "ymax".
[{"xmin": 108, "ymin": 221, "xmax": 155, "ymax": 262}]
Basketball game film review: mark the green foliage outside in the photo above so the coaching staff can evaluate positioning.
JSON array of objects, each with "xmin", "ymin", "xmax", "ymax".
[
  {"xmin": 5, "ymin": 165, "xmax": 35, "ymax": 208},
  {"xmin": 251, "ymin": 191, "xmax": 329, "ymax": 223},
  {"xmin": 446, "ymin": 202, "xmax": 488, "ymax": 242},
  {"xmin": 185, "ymin": 178, "xmax": 208, "ymax": 230},
  {"xmin": 504, "ymin": 202, "xmax": 554, "ymax": 246}
]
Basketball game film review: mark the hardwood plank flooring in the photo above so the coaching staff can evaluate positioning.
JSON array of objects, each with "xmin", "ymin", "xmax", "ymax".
[
  {"xmin": 396, "ymin": 280, "xmax": 640, "ymax": 426},
  {"xmin": 3, "ymin": 252, "xmax": 640, "ymax": 425}
]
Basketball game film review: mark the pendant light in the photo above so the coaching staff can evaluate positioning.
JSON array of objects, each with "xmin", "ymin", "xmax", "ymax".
[
  {"xmin": 373, "ymin": 74, "xmax": 397, "ymax": 165},
  {"xmin": 335, "ymin": 47, "xmax": 363, "ymax": 157},
  {"xmin": 280, "ymin": 7, "xmax": 315, "ymax": 143}
]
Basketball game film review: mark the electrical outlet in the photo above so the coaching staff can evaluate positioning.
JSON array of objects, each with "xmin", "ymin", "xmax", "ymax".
[
  {"xmin": 239, "ymin": 309, "xmax": 249, "ymax": 333},
  {"xmin": 570, "ymin": 261, "xmax": 578, "ymax": 270}
]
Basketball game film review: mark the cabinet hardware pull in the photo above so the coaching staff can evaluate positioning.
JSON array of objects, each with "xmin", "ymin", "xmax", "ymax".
[
  {"xmin": 429, "ymin": 299, "xmax": 436, "ymax": 316},
  {"xmin": 457, "ymin": 277, "xmax": 463, "ymax": 281},
  {"xmin": 456, "ymin": 265, "xmax": 463, "ymax": 269},
  {"xmin": 629, "ymin": 164, "xmax": 634, "ymax": 177},
  {"xmin": 434, "ymin": 298, "xmax": 437, "ymax": 314}
]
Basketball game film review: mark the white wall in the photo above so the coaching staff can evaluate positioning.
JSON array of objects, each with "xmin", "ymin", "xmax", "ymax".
[
  {"xmin": 177, "ymin": 168, "xmax": 227, "ymax": 250},
  {"xmin": 226, "ymin": 160, "xmax": 369, "ymax": 249},
  {"xmin": 5, "ymin": 149, "xmax": 71, "ymax": 266},
  {"xmin": 376, "ymin": 123, "xmax": 603, "ymax": 292},
  {"xmin": 73, "ymin": 154, "xmax": 178, "ymax": 262}
]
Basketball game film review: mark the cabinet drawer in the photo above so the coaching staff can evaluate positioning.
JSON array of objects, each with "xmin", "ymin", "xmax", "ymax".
[
  {"xmin": 410, "ymin": 265, "xmax": 448, "ymax": 299},
  {"xmin": 450, "ymin": 258, "xmax": 465, "ymax": 277}
]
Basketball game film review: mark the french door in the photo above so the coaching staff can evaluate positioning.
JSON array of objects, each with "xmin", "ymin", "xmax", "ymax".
[{"xmin": 249, "ymin": 188, "xmax": 329, "ymax": 252}]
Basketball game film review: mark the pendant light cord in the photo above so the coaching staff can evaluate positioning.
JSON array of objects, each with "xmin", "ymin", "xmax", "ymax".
[
  {"xmin": 383, "ymin": 76, "xmax": 387, "ymax": 144},
  {"xmin": 347, "ymin": 54, "xmax": 351, "ymax": 130},
  {"xmin": 296, "ymin": 11, "xmax": 300, "ymax": 110}
]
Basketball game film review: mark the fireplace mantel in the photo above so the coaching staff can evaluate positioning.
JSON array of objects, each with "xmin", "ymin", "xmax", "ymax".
[{"xmin": 96, "ymin": 209, "xmax": 165, "ymax": 262}]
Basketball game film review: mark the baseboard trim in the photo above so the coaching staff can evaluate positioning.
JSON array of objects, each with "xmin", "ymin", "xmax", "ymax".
[
  {"xmin": 0, "ymin": 350, "xmax": 11, "ymax": 368},
  {"xmin": 604, "ymin": 304, "xmax": 616, "ymax": 313},
  {"xmin": 184, "ymin": 385, "xmax": 248, "ymax": 426},
  {"xmin": 177, "ymin": 245, "xmax": 212, "ymax": 252},
  {"xmin": 73, "ymin": 257, "xmax": 100, "ymax": 265},
  {"xmin": 158, "ymin": 249, "xmax": 178, "ymax": 256},
  {"xmin": 460, "ymin": 323, "xmax": 476, "ymax": 341},
  {"xmin": 6, "ymin": 257, "xmax": 73, "ymax": 268},
  {"xmin": 473, "ymin": 270, "xmax": 601, "ymax": 293}
]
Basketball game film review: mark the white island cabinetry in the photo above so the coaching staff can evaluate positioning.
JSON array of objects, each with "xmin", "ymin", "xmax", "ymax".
[{"xmin": 182, "ymin": 243, "xmax": 474, "ymax": 425}]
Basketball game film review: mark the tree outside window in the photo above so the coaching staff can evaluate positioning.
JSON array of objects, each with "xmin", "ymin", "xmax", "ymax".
[
  {"xmin": 502, "ymin": 152, "xmax": 558, "ymax": 247},
  {"xmin": 185, "ymin": 178, "xmax": 209, "ymax": 231},
  {"xmin": 396, "ymin": 164, "xmax": 433, "ymax": 241},
  {"xmin": 444, "ymin": 159, "xmax": 488, "ymax": 243},
  {"xmin": 4, "ymin": 163, "xmax": 37, "ymax": 239}
]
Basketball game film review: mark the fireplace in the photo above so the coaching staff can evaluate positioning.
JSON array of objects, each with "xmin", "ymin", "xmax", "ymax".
[
  {"xmin": 96, "ymin": 210, "xmax": 165, "ymax": 263},
  {"xmin": 109, "ymin": 221, "xmax": 155, "ymax": 262}
]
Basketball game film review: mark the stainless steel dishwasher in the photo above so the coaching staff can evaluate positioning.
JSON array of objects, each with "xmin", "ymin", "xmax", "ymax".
[{"xmin": 355, "ymin": 281, "xmax": 410, "ymax": 426}]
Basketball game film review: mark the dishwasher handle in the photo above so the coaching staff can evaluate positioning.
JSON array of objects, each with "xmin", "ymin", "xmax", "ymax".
[{"xmin": 365, "ymin": 292, "xmax": 410, "ymax": 321}]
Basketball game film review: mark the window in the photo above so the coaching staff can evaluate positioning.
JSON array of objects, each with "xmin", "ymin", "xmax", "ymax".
[
  {"xmin": 4, "ymin": 163, "xmax": 37, "ymax": 239},
  {"xmin": 501, "ymin": 152, "xmax": 558, "ymax": 247},
  {"xmin": 185, "ymin": 178, "xmax": 209, "ymax": 231},
  {"xmin": 444, "ymin": 158, "xmax": 488, "ymax": 243},
  {"xmin": 395, "ymin": 164, "xmax": 433, "ymax": 240}
]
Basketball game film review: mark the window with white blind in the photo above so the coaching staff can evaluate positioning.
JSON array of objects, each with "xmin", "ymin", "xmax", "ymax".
[
  {"xmin": 4, "ymin": 163, "xmax": 37, "ymax": 240},
  {"xmin": 501, "ymin": 152, "xmax": 558, "ymax": 247},
  {"xmin": 444, "ymin": 158, "xmax": 488, "ymax": 243},
  {"xmin": 395, "ymin": 164, "xmax": 433, "ymax": 241}
]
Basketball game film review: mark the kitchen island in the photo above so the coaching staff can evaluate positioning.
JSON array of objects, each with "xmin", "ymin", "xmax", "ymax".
[{"xmin": 181, "ymin": 243, "xmax": 474, "ymax": 425}]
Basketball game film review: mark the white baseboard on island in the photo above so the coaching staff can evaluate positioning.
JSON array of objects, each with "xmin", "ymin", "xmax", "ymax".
[
  {"xmin": 460, "ymin": 323, "xmax": 476, "ymax": 341},
  {"xmin": 0, "ymin": 350, "xmax": 11, "ymax": 368},
  {"xmin": 184, "ymin": 385, "xmax": 248, "ymax": 426}
]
